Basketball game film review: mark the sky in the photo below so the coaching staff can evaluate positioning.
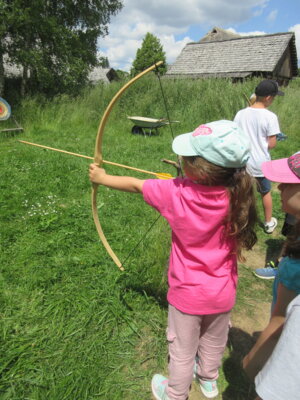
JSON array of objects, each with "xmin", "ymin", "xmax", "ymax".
[{"xmin": 98, "ymin": 0, "xmax": 300, "ymax": 72}]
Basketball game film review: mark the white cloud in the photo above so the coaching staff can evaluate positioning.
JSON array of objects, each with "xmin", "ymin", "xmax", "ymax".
[
  {"xmin": 266, "ymin": 9, "xmax": 278, "ymax": 23},
  {"xmin": 227, "ymin": 27, "xmax": 266, "ymax": 36},
  {"xmin": 99, "ymin": 34, "xmax": 192, "ymax": 71},
  {"xmin": 98, "ymin": 0, "xmax": 269, "ymax": 70},
  {"xmin": 160, "ymin": 35, "xmax": 193, "ymax": 65},
  {"xmin": 111, "ymin": 0, "xmax": 268, "ymax": 29},
  {"xmin": 289, "ymin": 24, "xmax": 300, "ymax": 63}
]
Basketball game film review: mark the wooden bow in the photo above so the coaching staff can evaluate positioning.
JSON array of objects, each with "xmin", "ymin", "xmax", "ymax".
[{"xmin": 92, "ymin": 61, "xmax": 163, "ymax": 271}]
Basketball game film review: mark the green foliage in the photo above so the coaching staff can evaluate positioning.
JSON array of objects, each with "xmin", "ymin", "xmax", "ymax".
[
  {"xmin": 115, "ymin": 69, "xmax": 129, "ymax": 79},
  {"xmin": 131, "ymin": 33, "xmax": 167, "ymax": 76},
  {"xmin": 0, "ymin": 0, "xmax": 123, "ymax": 96},
  {"xmin": 0, "ymin": 77, "xmax": 299, "ymax": 399},
  {"xmin": 98, "ymin": 56, "xmax": 110, "ymax": 68}
]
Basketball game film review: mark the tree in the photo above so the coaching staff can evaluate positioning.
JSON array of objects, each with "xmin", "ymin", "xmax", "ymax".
[
  {"xmin": 130, "ymin": 33, "xmax": 167, "ymax": 76},
  {"xmin": 98, "ymin": 56, "xmax": 110, "ymax": 68},
  {"xmin": 0, "ymin": 0, "xmax": 123, "ymax": 96}
]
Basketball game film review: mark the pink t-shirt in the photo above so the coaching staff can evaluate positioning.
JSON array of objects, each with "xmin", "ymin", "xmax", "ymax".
[{"xmin": 143, "ymin": 178, "xmax": 238, "ymax": 315}]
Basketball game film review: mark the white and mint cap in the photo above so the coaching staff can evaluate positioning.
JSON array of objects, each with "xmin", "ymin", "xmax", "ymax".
[{"xmin": 172, "ymin": 120, "xmax": 250, "ymax": 168}]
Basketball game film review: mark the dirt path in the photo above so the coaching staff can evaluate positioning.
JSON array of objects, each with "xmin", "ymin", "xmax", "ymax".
[{"xmin": 232, "ymin": 246, "xmax": 272, "ymax": 331}]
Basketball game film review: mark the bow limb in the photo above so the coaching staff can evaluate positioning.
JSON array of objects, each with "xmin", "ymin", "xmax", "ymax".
[{"xmin": 92, "ymin": 61, "xmax": 163, "ymax": 271}]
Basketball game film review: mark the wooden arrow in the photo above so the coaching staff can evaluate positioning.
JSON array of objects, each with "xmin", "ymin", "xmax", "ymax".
[{"xmin": 19, "ymin": 140, "xmax": 173, "ymax": 180}]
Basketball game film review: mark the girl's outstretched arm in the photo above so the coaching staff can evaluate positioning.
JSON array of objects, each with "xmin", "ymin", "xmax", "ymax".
[{"xmin": 89, "ymin": 163, "xmax": 145, "ymax": 194}]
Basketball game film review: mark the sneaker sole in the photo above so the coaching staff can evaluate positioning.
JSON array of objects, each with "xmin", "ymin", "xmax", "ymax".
[
  {"xmin": 253, "ymin": 272, "xmax": 276, "ymax": 280},
  {"xmin": 200, "ymin": 385, "xmax": 219, "ymax": 399},
  {"xmin": 264, "ymin": 229, "xmax": 276, "ymax": 234}
]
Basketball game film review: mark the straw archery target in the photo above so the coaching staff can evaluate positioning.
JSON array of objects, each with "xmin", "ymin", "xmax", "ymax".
[{"xmin": 0, "ymin": 97, "xmax": 11, "ymax": 120}]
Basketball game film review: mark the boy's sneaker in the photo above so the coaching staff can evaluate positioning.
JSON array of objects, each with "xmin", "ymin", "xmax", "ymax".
[
  {"xmin": 199, "ymin": 379, "xmax": 219, "ymax": 399},
  {"xmin": 264, "ymin": 217, "xmax": 278, "ymax": 234},
  {"xmin": 254, "ymin": 261, "xmax": 278, "ymax": 280},
  {"xmin": 151, "ymin": 374, "xmax": 170, "ymax": 400}
]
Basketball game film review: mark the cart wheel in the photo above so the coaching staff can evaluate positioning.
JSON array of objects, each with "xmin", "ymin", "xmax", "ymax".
[{"xmin": 131, "ymin": 125, "xmax": 143, "ymax": 135}]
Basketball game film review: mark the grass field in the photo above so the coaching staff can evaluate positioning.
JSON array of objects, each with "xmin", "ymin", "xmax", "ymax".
[{"xmin": 1, "ymin": 75, "xmax": 300, "ymax": 399}]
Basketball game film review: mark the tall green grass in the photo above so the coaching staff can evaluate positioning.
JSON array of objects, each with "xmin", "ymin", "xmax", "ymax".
[{"xmin": 1, "ymin": 76, "xmax": 299, "ymax": 399}]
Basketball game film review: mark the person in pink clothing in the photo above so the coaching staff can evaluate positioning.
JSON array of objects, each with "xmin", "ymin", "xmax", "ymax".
[{"xmin": 89, "ymin": 120, "xmax": 258, "ymax": 400}]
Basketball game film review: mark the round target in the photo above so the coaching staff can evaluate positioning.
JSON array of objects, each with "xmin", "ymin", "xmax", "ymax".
[{"xmin": 0, "ymin": 97, "xmax": 11, "ymax": 120}]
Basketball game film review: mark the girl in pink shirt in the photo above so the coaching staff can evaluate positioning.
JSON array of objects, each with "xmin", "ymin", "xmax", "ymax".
[{"xmin": 89, "ymin": 120, "xmax": 257, "ymax": 400}]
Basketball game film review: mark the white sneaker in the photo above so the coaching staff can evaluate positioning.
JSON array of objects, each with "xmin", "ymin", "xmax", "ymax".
[
  {"xmin": 199, "ymin": 379, "xmax": 219, "ymax": 398},
  {"xmin": 264, "ymin": 217, "xmax": 278, "ymax": 234}
]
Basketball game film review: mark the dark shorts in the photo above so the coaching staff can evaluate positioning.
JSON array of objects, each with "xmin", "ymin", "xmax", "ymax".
[{"xmin": 255, "ymin": 177, "xmax": 271, "ymax": 194}]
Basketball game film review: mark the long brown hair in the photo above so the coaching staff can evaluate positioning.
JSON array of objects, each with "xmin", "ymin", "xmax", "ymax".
[{"xmin": 183, "ymin": 156, "xmax": 258, "ymax": 261}]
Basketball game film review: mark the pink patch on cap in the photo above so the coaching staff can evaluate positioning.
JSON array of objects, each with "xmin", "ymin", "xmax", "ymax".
[
  {"xmin": 192, "ymin": 124, "xmax": 212, "ymax": 137},
  {"xmin": 288, "ymin": 153, "xmax": 300, "ymax": 178}
]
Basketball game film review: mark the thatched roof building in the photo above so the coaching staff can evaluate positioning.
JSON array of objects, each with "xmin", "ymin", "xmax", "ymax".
[
  {"xmin": 166, "ymin": 29, "xmax": 298, "ymax": 84},
  {"xmin": 198, "ymin": 26, "xmax": 241, "ymax": 43},
  {"xmin": 3, "ymin": 59, "xmax": 117, "ymax": 84},
  {"xmin": 88, "ymin": 67, "xmax": 118, "ymax": 84}
]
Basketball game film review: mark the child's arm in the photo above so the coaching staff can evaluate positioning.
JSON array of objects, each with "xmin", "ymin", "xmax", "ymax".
[
  {"xmin": 242, "ymin": 283, "xmax": 297, "ymax": 381},
  {"xmin": 267, "ymin": 135, "xmax": 277, "ymax": 149},
  {"xmin": 89, "ymin": 163, "xmax": 145, "ymax": 194}
]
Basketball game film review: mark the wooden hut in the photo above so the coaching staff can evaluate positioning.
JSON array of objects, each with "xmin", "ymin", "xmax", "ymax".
[
  {"xmin": 88, "ymin": 67, "xmax": 118, "ymax": 84},
  {"xmin": 166, "ymin": 28, "xmax": 298, "ymax": 85}
]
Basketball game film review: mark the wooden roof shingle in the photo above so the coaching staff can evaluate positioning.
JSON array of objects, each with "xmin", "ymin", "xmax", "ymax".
[
  {"xmin": 166, "ymin": 32, "xmax": 298, "ymax": 79},
  {"xmin": 88, "ymin": 67, "xmax": 117, "ymax": 83}
]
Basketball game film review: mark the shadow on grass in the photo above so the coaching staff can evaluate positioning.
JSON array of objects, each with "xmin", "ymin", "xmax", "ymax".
[
  {"xmin": 264, "ymin": 238, "xmax": 285, "ymax": 264},
  {"xmin": 121, "ymin": 282, "xmax": 169, "ymax": 309},
  {"xmin": 117, "ymin": 271, "xmax": 169, "ymax": 310},
  {"xmin": 222, "ymin": 327, "xmax": 261, "ymax": 400}
]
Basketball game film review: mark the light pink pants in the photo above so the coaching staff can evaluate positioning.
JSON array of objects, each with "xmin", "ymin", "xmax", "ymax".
[{"xmin": 166, "ymin": 304, "xmax": 231, "ymax": 400}]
